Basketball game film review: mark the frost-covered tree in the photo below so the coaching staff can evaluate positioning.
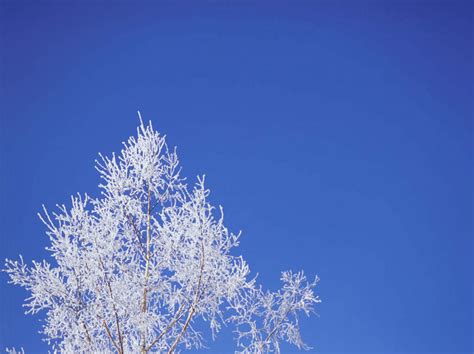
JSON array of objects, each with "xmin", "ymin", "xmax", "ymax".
[{"xmin": 5, "ymin": 113, "xmax": 320, "ymax": 353}]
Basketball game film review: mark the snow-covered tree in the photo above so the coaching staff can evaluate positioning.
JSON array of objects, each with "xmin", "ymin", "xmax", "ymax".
[{"xmin": 4, "ymin": 113, "xmax": 320, "ymax": 353}]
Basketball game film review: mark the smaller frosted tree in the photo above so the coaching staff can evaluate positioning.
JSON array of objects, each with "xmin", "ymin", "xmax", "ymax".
[{"xmin": 5, "ymin": 113, "xmax": 320, "ymax": 353}]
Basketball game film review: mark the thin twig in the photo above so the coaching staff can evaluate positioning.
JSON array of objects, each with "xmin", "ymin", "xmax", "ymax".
[
  {"xmin": 258, "ymin": 306, "xmax": 293, "ymax": 353},
  {"xmin": 141, "ymin": 182, "xmax": 152, "ymax": 353},
  {"xmin": 103, "ymin": 320, "xmax": 121, "ymax": 353},
  {"xmin": 126, "ymin": 212, "xmax": 146, "ymax": 255},
  {"xmin": 167, "ymin": 242, "xmax": 205, "ymax": 353},
  {"xmin": 83, "ymin": 322, "xmax": 92, "ymax": 345},
  {"xmin": 99, "ymin": 257, "xmax": 125, "ymax": 354},
  {"xmin": 145, "ymin": 302, "xmax": 187, "ymax": 352}
]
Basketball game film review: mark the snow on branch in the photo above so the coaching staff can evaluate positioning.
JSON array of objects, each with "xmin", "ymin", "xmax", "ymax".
[{"xmin": 4, "ymin": 113, "xmax": 320, "ymax": 353}]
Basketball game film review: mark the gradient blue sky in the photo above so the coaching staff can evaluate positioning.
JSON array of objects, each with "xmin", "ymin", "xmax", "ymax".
[{"xmin": 0, "ymin": 1, "xmax": 472, "ymax": 353}]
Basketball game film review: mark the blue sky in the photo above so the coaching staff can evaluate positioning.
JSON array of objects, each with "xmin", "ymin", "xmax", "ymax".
[{"xmin": 0, "ymin": 1, "xmax": 472, "ymax": 353}]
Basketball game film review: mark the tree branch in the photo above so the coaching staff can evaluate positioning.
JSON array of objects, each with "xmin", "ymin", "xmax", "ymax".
[
  {"xmin": 145, "ymin": 302, "xmax": 187, "ymax": 352},
  {"xmin": 99, "ymin": 257, "xmax": 125, "ymax": 354},
  {"xmin": 126, "ymin": 212, "xmax": 146, "ymax": 256},
  {"xmin": 167, "ymin": 242, "xmax": 205, "ymax": 353},
  {"xmin": 103, "ymin": 320, "xmax": 121, "ymax": 353},
  {"xmin": 258, "ymin": 305, "xmax": 294, "ymax": 353},
  {"xmin": 141, "ymin": 181, "xmax": 153, "ymax": 353},
  {"xmin": 83, "ymin": 322, "xmax": 92, "ymax": 345}
]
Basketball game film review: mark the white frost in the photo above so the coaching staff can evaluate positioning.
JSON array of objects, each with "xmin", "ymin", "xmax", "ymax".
[{"xmin": 4, "ymin": 114, "xmax": 320, "ymax": 353}]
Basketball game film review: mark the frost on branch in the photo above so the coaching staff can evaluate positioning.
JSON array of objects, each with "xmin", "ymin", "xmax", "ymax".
[
  {"xmin": 4, "ymin": 113, "xmax": 320, "ymax": 353},
  {"xmin": 229, "ymin": 271, "xmax": 320, "ymax": 353},
  {"xmin": 5, "ymin": 348, "xmax": 24, "ymax": 354}
]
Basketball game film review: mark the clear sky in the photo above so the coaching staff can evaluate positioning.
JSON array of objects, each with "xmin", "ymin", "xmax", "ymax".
[{"xmin": 0, "ymin": 1, "xmax": 472, "ymax": 353}]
